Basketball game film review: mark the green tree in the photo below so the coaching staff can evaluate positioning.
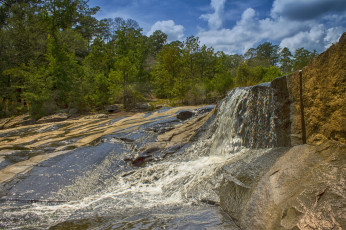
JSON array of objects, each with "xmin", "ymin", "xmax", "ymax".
[
  {"xmin": 23, "ymin": 65, "xmax": 55, "ymax": 118},
  {"xmin": 42, "ymin": 0, "xmax": 84, "ymax": 31},
  {"xmin": 45, "ymin": 37, "xmax": 83, "ymax": 108},
  {"xmin": 236, "ymin": 62, "xmax": 282, "ymax": 86},
  {"xmin": 261, "ymin": 66, "xmax": 283, "ymax": 83},
  {"xmin": 0, "ymin": 0, "xmax": 46, "ymax": 116},
  {"xmin": 108, "ymin": 18, "xmax": 147, "ymax": 109},
  {"xmin": 293, "ymin": 47, "xmax": 318, "ymax": 71},
  {"xmin": 236, "ymin": 62, "xmax": 252, "ymax": 86},
  {"xmin": 151, "ymin": 41, "xmax": 183, "ymax": 99},
  {"xmin": 255, "ymin": 42, "xmax": 280, "ymax": 66},
  {"xmin": 109, "ymin": 57, "xmax": 139, "ymax": 107},
  {"xmin": 74, "ymin": 5, "xmax": 100, "ymax": 44},
  {"xmin": 82, "ymin": 38, "xmax": 111, "ymax": 108},
  {"xmin": 279, "ymin": 47, "xmax": 293, "ymax": 74},
  {"xmin": 245, "ymin": 42, "xmax": 280, "ymax": 67},
  {"xmin": 0, "ymin": 0, "xmax": 102, "ymax": 117},
  {"xmin": 147, "ymin": 30, "xmax": 167, "ymax": 56},
  {"xmin": 244, "ymin": 48, "xmax": 256, "ymax": 60},
  {"xmin": 196, "ymin": 45, "xmax": 215, "ymax": 80},
  {"xmin": 182, "ymin": 35, "xmax": 200, "ymax": 80},
  {"xmin": 212, "ymin": 51, "xmax": 234, "ymax": 96}
]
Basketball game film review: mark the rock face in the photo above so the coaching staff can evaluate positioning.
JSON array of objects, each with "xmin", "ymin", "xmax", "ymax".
[
  {"xmin": 286, "ymin": 33, "xmax": 346, "ymax": 145},
  {"xmin": 220, "ymin": 142, "xmax": 345, "ymax": 229},
  {"xmin": 0, "ymin": 114, "xmax": 35, "ymax": 129},
  {"xmin": 218, "ymin": 33, "xmax": 346, "ymax": 229},
  {"xmin": 36, "ymin": 113, "xmax": 70, "ymax": 123},
  {"xmin": 0, "ymin": 105, "xmax": 213, "ymax": 199}
]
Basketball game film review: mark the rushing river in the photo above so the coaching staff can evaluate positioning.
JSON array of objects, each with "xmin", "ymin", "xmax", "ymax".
[
  {"xmin": 0, "ymin": 81, "xmax": 289, "ymax": 229},
  {"xmin": 0, "ymin": 154, "xmax": 241, "ymax": 229}
]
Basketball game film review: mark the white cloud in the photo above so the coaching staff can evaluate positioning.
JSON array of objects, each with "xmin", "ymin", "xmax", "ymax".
[
  {"xmin": 147, "ymin": 20, "xmax": 184, "ymax": 41},
  {"xmin": 279, "ymin": 25, "xmax": 325, "ymax": 51},
  {"xmin": 280, "ymin": 25, "xmax": 345, "ymax": 51},
  {"xmin": 198, "ymin": 8, "xmax": 260, "ymax": 53},
  {"xmin": 324, "ymin": 27, "xmax": 345, "ymax": 47},
  {"xmin": 200, "ymin": 0, "xmax": 227, "ymax": 29},
  {"xmin": 198, "ymin": 0, "xmax": 345, "ymax": 54}
]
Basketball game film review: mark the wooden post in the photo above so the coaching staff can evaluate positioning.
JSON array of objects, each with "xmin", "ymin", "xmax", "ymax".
[{"xmin": 299, "ymin": 70, "xmax": 307, "ymax": 144}]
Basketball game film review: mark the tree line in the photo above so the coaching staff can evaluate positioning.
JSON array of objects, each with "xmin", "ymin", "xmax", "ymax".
[{"xmin": 0, "ymin": 0, "xmax": 318, "ymax": 118}]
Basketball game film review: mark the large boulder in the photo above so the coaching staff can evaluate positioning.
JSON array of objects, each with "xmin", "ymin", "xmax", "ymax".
[{"xmin": 220, "ymin": 142, "xmax": 345, "ymax": 229}]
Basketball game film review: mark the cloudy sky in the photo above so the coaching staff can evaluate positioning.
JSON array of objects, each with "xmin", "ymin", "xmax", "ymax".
[{"xmin": 88, "ymin": 0, "xmax": 346, "ymax": 54}]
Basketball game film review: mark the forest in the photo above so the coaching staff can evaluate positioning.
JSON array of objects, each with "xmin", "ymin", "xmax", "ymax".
[{"xmin": 0, "ymin": 0, "xmax": 318, "ymax": 118}]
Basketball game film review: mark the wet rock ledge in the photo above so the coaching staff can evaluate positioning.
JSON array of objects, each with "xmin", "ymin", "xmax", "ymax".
[{"xmin": 0, "ymin": 105, "xmax": 214, "ymax": 200}]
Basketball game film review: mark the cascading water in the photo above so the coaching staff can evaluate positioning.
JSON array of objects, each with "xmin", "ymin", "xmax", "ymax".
[
  {"xmin": 210, "ymin": 80, "xmax": 290, "ymax": 155},
  {"xmin": 0, "ymin": 78, "xmax": 291, "ymax": 229}
]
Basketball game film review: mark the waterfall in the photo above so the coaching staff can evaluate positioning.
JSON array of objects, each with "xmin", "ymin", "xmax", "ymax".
[
  {"xmin": 210, "ymin": 78, "xmax": 290, "ymax": 156},
  {"xmin": 0, "ymin": 78, "xmax": 291, "ymax": 229}
]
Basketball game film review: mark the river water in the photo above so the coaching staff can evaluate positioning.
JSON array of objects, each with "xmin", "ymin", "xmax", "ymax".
[
  {"xmin": 0, "ymin": 82, "xmax": 288, "ymax": 229},
  {"xmin": 0, "ymin": 146, "xmax": 242, "ymax": 229}
]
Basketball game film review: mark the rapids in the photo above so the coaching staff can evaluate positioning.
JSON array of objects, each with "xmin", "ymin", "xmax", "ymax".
[{"xmin": 0, "ymin": 80, "xmax": 288, "ymax": 229}]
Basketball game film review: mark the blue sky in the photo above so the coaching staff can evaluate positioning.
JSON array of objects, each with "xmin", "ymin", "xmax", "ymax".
[{"xmin": 88, "ymin": 0, "xmax": 346, "ymax": 54}]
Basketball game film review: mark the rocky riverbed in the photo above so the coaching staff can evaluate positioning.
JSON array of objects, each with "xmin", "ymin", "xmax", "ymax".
[{"xmin": 0, "ymin": 33, "xmax": 344, "ymax": 230}]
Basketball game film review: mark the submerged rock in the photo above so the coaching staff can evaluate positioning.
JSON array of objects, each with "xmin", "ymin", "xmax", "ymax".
[{"xmin": 177, "ymin": 110, "xmax": 195, "ymax": 120}]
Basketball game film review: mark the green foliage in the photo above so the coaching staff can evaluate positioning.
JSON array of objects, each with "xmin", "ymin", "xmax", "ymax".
[
  {"xmin": 280, "ymin": 47, "xmax": 293, "ymax": 74},
  {"xmin": 212, "ymin": 51, "xmax": 234, "ymax": 96},
  {"xmin": 109, "ymin": 18, "xmax": 148, "ymax": 109},
  {"xmin": 236, "ymin": 62, "xmax": 253, "ymax": 86},
  {"xmin": 293, "ymin": 48, "xmax": 318, "ymax": 71},
  {"xmin": 147, "ymin": 30, "xmax": 167, "ymax": 56},
  {"xmin": 151, "ymin": 42, "xmax": 183, "ymax": 99},
  {"xmin": 47, "ymin": 37, "xmax": 83, "ymax": 106},
  {"xmin": 80, "ymin": 73, "xmax": 108, "ymax": 109},
  {"xmin": 236, "ymin": 62, "xmax": 283, "ymax": 86},
  {"xmin": 261, "ymin": 66, "xmax": 283, "ymax": 83},
  {"xmin": 109, "ymin": 57, "xmax": 139, "ymax": 106},
  {"xmin": 245, "ymin": 42, "xmax": 280, "ymax": 67},
  {"xmin": 81, "ymin": 38, "xmax": 111, "ymax": 108},
  {"xmin": 0, "ymin": 0, "xmax": 320, "ymax": 118},
  {"xmin": 212, "ymin": 72, "xmax": 234, "ymax": 96},
  {"xmin": 23, "ymin": 65, "xmax": 56, "ymax": 118}
]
